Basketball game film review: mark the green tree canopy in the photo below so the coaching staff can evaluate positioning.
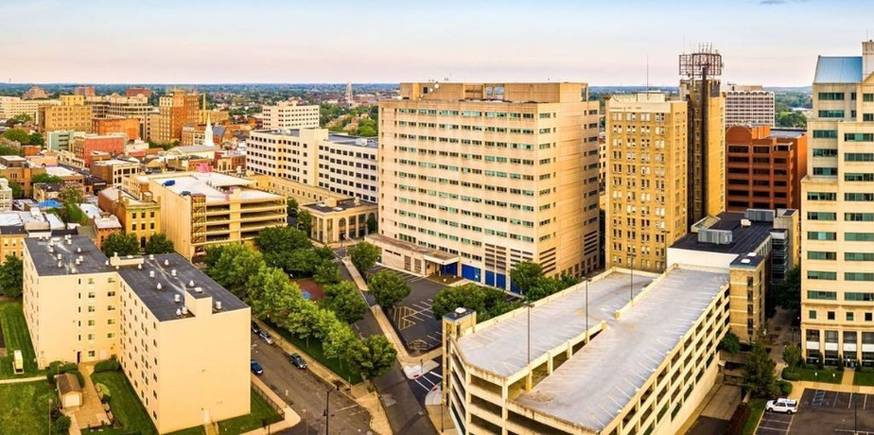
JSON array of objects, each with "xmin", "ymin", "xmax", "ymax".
[
  {"xmin": 205, "ymin": 244, "xmax": 265, "ymax": 299},
  {"xmin": 0, "ymin": 255, "xmax": 23, "ymax": 298},
  {"xmin": 349, "ymin": 335, "xmax": 396, "ymax": 380},
  {"xmin": 144, "ymin": 234, "xmax": 174, "ymax": 255},
  {"xmin": 7, "ymin": 180, "xmax": 23, "ymax": 199},
  {"xmin": 719, "ymin": 331, "xmax": 741, "ymax": 354},
  {"xmin": 783, "ymin": 343, "xmax": 802, "ymax": 369},
  {"xmin": 247, "ymin": 266, "xmax": 303, "ymax": 321},
  {"xmin": 314, "ymin": 260, "xmax": 341, "ymax": 285},
  {"xmin": 366, "ymin": 214, "xmax": 377, "ymax": 233},
  {"xmin": 2, "ymin": 128, "xmax": 29, "ymax": 144},
  {"xmin": 367, "ymin": 270, "xmax": 410, "ymax": 309},
  {"xmin": 101, "ymin": 232, "xmax": 140, "ymax": 257},
  {"xmin": 255, "ymin": 226, "xmax": 312, "ymax": 253},
  {"xmin": 744, "ymin": 334, "xmax": 779, "ymax": 398},
  {"xmin": 58, "ymin": 186, "xmax": 83, "ymax": 206},
  {"xmin": 32, "ymin": 173, "xmax": 64, "ymax": 185},
  {"xmin": 510, "ymin": 262, "xmax": 543, "ymax": 294},
  {"xmin": 286, "ymin": 198, "xmax": 298, "ymax": 216},
  {"xmin": 432, "ymin": 283, "xmax": 519, "ymax": 321},
  {"xmin": 348, "ymin": 242, "xmax": 380, "ymax": 276},
  {"xmin": 296, "ymin": 209, "xmax": 313, "ymax": 234},
  {"xmin": 322, "ymin": 280, "xmax": 368, "ymax": 323},
  {"xmin": 28, "ymin": 132, "xmax": 44, "ymax": 146}
]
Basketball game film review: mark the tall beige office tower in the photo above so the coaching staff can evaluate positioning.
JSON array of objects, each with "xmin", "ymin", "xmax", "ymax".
[
  {"xmin": 605, "ymin": 93, "xmax": 688, "ymax": 273},
  {"xmin": 371, "ymin": 82, "xmax": 600, "ymax": 290},
  {"xmin": 801, "ymin": 40, "xmax": 874, "ymax": 367},
  {"xmin": 680, "ymin": 46, "xmax": 727, "ymax": 227}
]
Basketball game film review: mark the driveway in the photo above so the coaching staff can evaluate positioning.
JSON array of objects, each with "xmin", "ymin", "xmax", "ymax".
[
  {"xmin": 369, "ymin": 266, "xmax": 445, "ymax": 355},
  {"xmin": 250, "ymin": 334, "xmax": 372, "ymax": 434}
]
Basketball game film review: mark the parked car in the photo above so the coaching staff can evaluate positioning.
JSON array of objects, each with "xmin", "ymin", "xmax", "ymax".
[
  {"xmin": 251, "ymin": 322, "xmax": 261, "ymax": 335},
  {"xmin": 288, "ymin": 353, "xmax": 308, "ymax": 369},
  {"xmin": 250, "ymin": 360, "xmax": 264, "ymax": 376},
  {"xmin": 258, "ymin": 330, "xmax": 274, "ymax": 345},
  {"xmin": 766, "ymin": 398, "xmax": 798, "ymax": 414}
]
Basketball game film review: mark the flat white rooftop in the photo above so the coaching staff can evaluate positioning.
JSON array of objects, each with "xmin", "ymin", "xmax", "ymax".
[
  {"xmin": 44, "ymin": 166, "xmax": 78, "ymax": 178},
  {"xmin": 156, "ymin": 172, "xmax": 281, "ymax": 204},
  {"xmin": 514, "ymin": 267, "xmax": 728, "ymax": 432}
]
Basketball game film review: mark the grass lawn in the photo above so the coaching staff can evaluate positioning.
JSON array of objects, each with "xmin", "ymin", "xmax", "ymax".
[
  {"xmin": 265, "ymin": 320, "xmax": 363, "ymax": 384},
  {"xmin": 0, "ymin": 301, "xmax": 42, "ymax": 379},
  {"xmin": 785, "ymin": 366, "xmax": 843, "ymax": 384},
  {"xmin": 854, "ymin": 370, "xmax": 874, "ymax": 386},
  {"xmin": 742, "ymin": 399, "xmax": 766, "ymax": 435},
  {"xmin": 217, "ymin": 388, "xmax": 282, "ymax": 434},
  {"xmin": 87, "ymin": 371, "xmax": 157, "ymax": 435},
  {"xmin": 0, "ymin": 380, "xmax": 55, "ymax": 434}
]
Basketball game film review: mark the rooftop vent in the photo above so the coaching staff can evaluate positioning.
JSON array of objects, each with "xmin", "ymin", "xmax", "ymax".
[
  {"xmin": 148, "ymin": 254, "xmax": 154, "ymax": 260},
  {"xmin": 740, "ymin": 219, "xmax": 752, "ymax": 227},
  {"xmin": 57, "ymin": 261, "xmax": 62, "ymax": 268},
  {"xmin": 137, "ymin": 264, "xmax": 142, "ymax": 270},
  {"xmin": 181, "ymin": 306, "xmax": 188, "ymax": 315},
  {"xmin": 194, "ymin": 287, "xmax": 203, "ymax": 293},
  {"xmin": 188, "ymin": 280, "xmax": 194, "ymax": 287},
  {"xmin": 698, "ymin": 228, "xmax": 733, "ymax": 245},
  {"xmin": 104, "ymin": 260, "xmax": 109, "ymax": 266},
  {"xmin": 156, "ymin": 283, "xmax": 162, "ymax": 290},
  {"xmin": 454, "ymin": 307, "xmax": 466, "ymax": 315},
  {"xmin": 215, "ymin": 301, "xmax": 222, "ymax": 310},
  {"xmin": 174, "ymin": 294, "xmax": 181, "ymax": 303},
  {"xmin": 56, "ymin": 254, "xmax": 62, "ymax": 261},
  {"xmin": 66, "ymin": 238, "xmax": 71, "ymax": 245},
  {"xmin": 741, "ymin": 258, "xmax": 751, "ymax": 264},
  {"xmin": 163, "ymin": 259, "xmax": 169, "ymax": 266},
  {"xmin": 48, "ymin": 247, "xmax": 53, "ymax": 253},
  {"xmin": 76, "ymin": 247, "xmax": 81, "ymax": 253},
  {"xmin": 175, "ymin": 308, "xmax": 182, "ymax": 317},
  {"xmin": 148, "ymin": 270, "xmax": 155, "ymax": 278},
  {"xmin": 171, "ymin": 269, "xmax": 176, "ymax": 277},
  {"xmin": 747, "ymin": 252, "xmax": 756, "ymax": 257}
]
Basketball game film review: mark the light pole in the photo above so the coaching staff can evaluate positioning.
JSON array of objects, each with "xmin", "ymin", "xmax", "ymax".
[
  {"xmin": 585, "ymin": 275, "xmax": 591, "ymax": 342},
  {"xmin": 325, "ymin": 384, "xmax": 339, "ymax": 434},
  {"xmin": 629, "ymin": 252, "xmax": 636, "ymax": 304}
]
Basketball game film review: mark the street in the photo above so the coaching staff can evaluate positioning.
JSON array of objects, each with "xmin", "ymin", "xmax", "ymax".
[{"xmin": 250, "ymin": 334, "xmax": 372, "ymax": 434}]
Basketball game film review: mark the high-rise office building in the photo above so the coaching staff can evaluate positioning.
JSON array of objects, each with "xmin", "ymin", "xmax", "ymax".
[
  {"xmin": 370, "ymin": 82, "xmax": 600, "ymax": 289},
  {"xmin": 724, "ymin": 84, "xmax": 776, "ymax": 127},
  {"xmin": 605, "ymin": 92, "xmax": 688, "ymax": 273},
  {"xmin": 801, "ymin": 40, "xmax": 874, "ymax": 367},
  {"xmin": 150, "ymin": 90, "xmax": 199, "ymax": 144},
  {"xmin": 260, "ymin": 101, "xmax": 320, "ymax": 130},
  {"xmin": 725, "ymin": 125, "xmax": 808, "ymax": 211},
  {"xmin": 680, "ymin": 46, "xmax": 727, "ymax": 227}
]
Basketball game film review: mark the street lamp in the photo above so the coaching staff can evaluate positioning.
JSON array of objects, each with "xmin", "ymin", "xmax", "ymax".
[
  {"xmin": 585, "ymin": 275, "xmax": 591, "ymax": 342},
  {"xmin": 628, "ymin": 252, "xmax": 637, "ymax": 304},
  {"xmin": 325, "ymin": 384, "xmax": 339, "ymax": 434}
]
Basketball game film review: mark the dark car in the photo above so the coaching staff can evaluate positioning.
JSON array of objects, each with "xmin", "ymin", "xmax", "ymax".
[
  {"xmin": 250, "ymin": 359, "xmax": 264, "ymax": 375},
  {"xmin": 288, "ymin": 353, "xmax": 308, "ymax": 369},
  {"xmin": 251, "ymin": 322, "xmax": 261, "ymax": 335}
]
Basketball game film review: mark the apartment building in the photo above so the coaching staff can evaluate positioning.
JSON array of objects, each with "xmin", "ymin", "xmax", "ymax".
[
  {"xmin": 70, "ymin": 133, "xmax": 126, "ymax": 167},
  {"xmin": 38, "ymin": 95, "xmax": 93, "ymax": 133},
  {"xmin": 150, "ymin": 90, "xmax": 199, "ymax": 144},
  {"xmin": 668, "ymin": 208, "xmax": 800, "ymax": 342},
  {"xmin": 23, "ymin": 86, "xmax": 49, "ymax": 100},
  {"xmin": 47, "ymin": 130, "xmax": 75, "ymax": 151},
  {"xmin": 442, "ymin": 266, "xmax": 729, "ymax": 435},
  {"xmin": 801, "ymin": 40, "xmax": 874, "ymax": 367},
  {"xmin": 680, "ymin": 48, "xmax": 727, "ymax": 226},
  {"xmin": 0, "ymin": 96, "xmax": 59, "ymax": 121},
  {"xmin": 371, "ymin": 82, "xmax": 600, "ymax": 289},
  {"xmin": 0, "ymin": 155, "xmax": 46, "ymax": 196},
  {"xmin": 605, "ymin": 93, "xmax": 688, "ymax": 273},
  {"xmin": 22, "ymin": 235, "xmax": 250, "ymax": 433},
  {"xmin": 261, "ymin": 101, "xmax": 320, "ymax": 130},
  {"xmin": 726, "ymin": 126, "xmax": 808, "ymax": 212},
  {"xmin": 134, "ymin": 172, "xmax": 286, "ymax": 259},
  {"xmin": 98, "ymin": 187, "xmax": 161, "ymax": 247},
  {"xmin": 724, "ymin": 84, "xmax": 776, "ymax": 127},
  {"xmin": 246, "ymin": 129, "xmax": 379, "ymax": 202},
  {"xmin": 91, "ymin": 159, "xmax": 141, "ymax": 187}
]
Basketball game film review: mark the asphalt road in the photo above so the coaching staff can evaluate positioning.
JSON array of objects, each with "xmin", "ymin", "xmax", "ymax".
[{"xmin": 250, "ymin": 334, "xmax": 372, "ymax": 435}]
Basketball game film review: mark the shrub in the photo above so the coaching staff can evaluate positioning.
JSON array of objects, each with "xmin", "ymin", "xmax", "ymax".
[
  {"xmin": 94, "ymin": 357, "xmax": 120, "ymax": 373},
  {"xmin": 53, "ymin": 415, "xmax": 71, "ymax": 434},
  {"xmin": 779, "ymin": 380, "xmax": 793, "ymax": 396},
  {"xmin": 781, "ymin": 367, "xmax": 800, "ymax": 381}
]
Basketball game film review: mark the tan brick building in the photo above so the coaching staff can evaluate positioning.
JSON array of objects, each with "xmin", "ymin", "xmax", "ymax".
[
  {"xmin": 150, "ymin": 90, "xmax": 199, "ymax": 144},
  {"xmin": 605, "ymin": 93, "xmax": 688, "ymax": 273},
  {"xmin": 38, "ymin": 95, "xmax": 93, "ymax": 133},
  {"xmin": 371, "ymin": 82, "xmax": 600, "ymax": 290}
]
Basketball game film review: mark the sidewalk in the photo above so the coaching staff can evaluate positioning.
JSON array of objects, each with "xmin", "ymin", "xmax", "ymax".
[
  {"xmin": 787, "ymin": 378, "xmax": 874, "ymax": 400},
  {"xmin": 241, "ymin": 375, "xmax": 301, "ymax": 435},
  {"xmin": 342, "ymin": 257, "xmax": 369, "ymax": 291},
  {"xmin": 0, "ymin": 375, "xmax": 43, "ymax": 384}
]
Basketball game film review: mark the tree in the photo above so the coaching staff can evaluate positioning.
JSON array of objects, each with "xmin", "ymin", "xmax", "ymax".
[
  {"xmin": 7, "ymin": 180, "xmax": 23, "ymax": 199},
  {"xmin": 2, "ymin": 128, "xmax": 29, "ymax": 144},
  {"xmin": 719, "ymin": 331, "xmax": 741, "ymax": 354},
  {"xmin": 203, "ymin": 245, "xmax": 226, "ymax": 269},
  {"xmin": 348, "ymin": 335, "xmax": 396, "ymax": 379},
  {"xmin": 432, "ymin": 283, "xmax": 519, "ymax": 321},
  {"xmin": 322, "ymin": 281, "xmax": 368, "ymax": 323},
  {"xmin": 367, "ymin": 270, "xmax": 410, "ymax": 309},
  {"xmin": 366, "ymin": 214, "xmax": 377, "ymax": 234},
  {"xmin": 53, "ymin": 415, "xmax": 71, "ymax": 434},
  {"xmin": 744, "ymin": 334, "xmax": 779, "ymax": 398},
  {"xmin": 286, "ymin": 198, "xmax": 298, "ymax": 216},
  {"xmin": 144, "ymin": 234, "xmax": 174, "ymax": 254},
  {"xmin": 255, "ymin": 226, "xmax": 312, "ymax": 254},
  {"xmin": 297, "ymin": 209, "xmax": 313, "ymax": 234},
  {"xmin": 247, "ymin": 266, "xmax": 302, "ymax": 321},
  {"xmin": 314, "ymin": 260, "xmax": 341, "ymax": 285},
  {"xmin": 511, "ymin": 261, "xmax": 544, "ymax": 295},
  {"xmin": 207, "ymin": 244, "xmax": 265, "ymax": 299},
  {"xmin": 0, "ymin": 256, "xmax": 23, "ymax": 298},
  {"xmin": 348, "ymin": 242, "xmax": 380, "ymax": 276},
  {"xmin": 31, "ymin": 173, "xmax": 63, "ymax": 185},
  {"xmin": 282, "ymin": 301, "xmax": 319, "ymax": 346},
  {"xmin": 774, "ymin": 266, "xmax": 801, "ymax": 312},
  {"xmin": 28, "ymin": 132, "xmax": 44, "ymax": 146},
  {"xmin": 783, "ymin": 344, "xmax": 802, "ymax": 369},
  {"xmin": 101, "ymin": 232, "xmax": 140, "ymax": 257},
  {"xmin": 58, "ymin": 186, "xmax": 83, "ymax": 206},
  {"xmin": 322, "ymin": 321, "xmax": 357, "ymax": 361}
]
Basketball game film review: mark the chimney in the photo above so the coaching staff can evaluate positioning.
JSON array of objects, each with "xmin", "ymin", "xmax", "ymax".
[{"xmin": 865, "ymin": 40, "xmax": 874, "ymax": 79}]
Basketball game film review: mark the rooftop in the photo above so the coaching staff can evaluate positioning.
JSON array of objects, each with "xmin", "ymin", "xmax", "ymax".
[
  {"xmin": 148, "ymin": 172, "xmax": 281, "ymax": 204},
  {"xmin": 327, "ymin": 133, "xmax": 377, "ymax": 148},
  {"xmin": 510, "ymin": 266, "xmax": 728, "ymax": 432},
  {"xmin": 24, "ymin": 235, "xmax": 247, "ymax": 322},
  {"xmin": 770, "ymin": 128, "xmax": 806, "ymax": 139},
  {"xmin": 814, "ymin": 56, "xmax": 863, "ymax": 84},
  {"xmin": 302, "ymin": 198, "xmax": 376, "ymax": 214},
  {"xmin": 671, "ymin": 212, "xmax": 773, "ymax": 255},
  {"xmin": 44, "ymin": 166, "xmax": 79, "ymax": 178},
  {"xmin": 456, "ymin": 270, "xmax": 653, "ymax": 379}
]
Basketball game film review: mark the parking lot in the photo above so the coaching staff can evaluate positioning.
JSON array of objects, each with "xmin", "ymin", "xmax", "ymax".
[
  {"xmin": 756, "ymin": 389, "xmax": 874, "ymax": 435},
  {"xmin": 370, "ymin": 266, "xmax": 446, "ymax": 355}
]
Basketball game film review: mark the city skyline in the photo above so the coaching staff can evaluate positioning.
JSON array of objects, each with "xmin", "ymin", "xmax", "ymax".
[{"xmin": 3, "ymin": 0, "xmax": 873, "ymax": 86}]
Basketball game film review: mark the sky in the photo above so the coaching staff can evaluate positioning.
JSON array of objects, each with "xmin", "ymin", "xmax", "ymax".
[{"xmin": 1, "ymin": 0, "xmax": 873, "ymax": 86}]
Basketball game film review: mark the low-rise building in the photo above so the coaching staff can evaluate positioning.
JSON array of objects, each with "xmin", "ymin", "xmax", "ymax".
[
  {"xmin": 302, "ymin": 197, "xmax": 377, "ymax": 246},
  {"xmin": 260, "ymin": 101, "xmax": 320, "ymax": 130},
  {"xmin": 46, "ymin": 130, "xmax": 75, "ymax": 151},
  {"xmin": 0, "ymin": 96, "xmax": 59, "ymax": 121},
  {"xmin": 0, "ymin": 156, "xmax": 46, "ymax": 197},
  {"xmin": 98, "ymin": 187, "xmax": 161, "ymax": 248},
  {"xmin": 443, "ymin": 266, "xmax": 729, "ymax": 435},
  {"xmin": 91, "ymin": 159, "xmax": 141, "ymax": 188},
  {"xmin": 70, "ymin": 133, "xmax": 126, "ymax": 167},
  {"xmin": 0, "ymin": 178, "xmax": 12, "ymax": 211},
  {"xmin": 22, "ymin": 235, "xmax": 251, "ymax": 433},
  {"xmin": 92, "ymin": 116, "xmax": 141, "ymax": 141}
]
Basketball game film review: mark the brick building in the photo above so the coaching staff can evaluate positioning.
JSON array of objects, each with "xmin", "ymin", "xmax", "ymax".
[{"xmin": 725, "ymin": 125, "xmax": 808, "ymax": 211}]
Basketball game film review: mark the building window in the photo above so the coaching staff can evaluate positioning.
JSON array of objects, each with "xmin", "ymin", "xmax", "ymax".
[
  {"xmin": 809, "ymin": 310, "xmax": 817, "ymax": 320},
  {"xmin": 827, "ymin": 311, "xmax": 836, "ymax": 321},
  {"xmin": 807, "ymin": 290, "xmax": 837, "ymax": 300}
]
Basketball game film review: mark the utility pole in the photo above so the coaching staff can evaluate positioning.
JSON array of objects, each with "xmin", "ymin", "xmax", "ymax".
[
  {"xmin": 585, "ymin": 276, "xmax": 590, "ymax": 341},
  {"xmin": 629, "ymin": 253, "xmax": 636, "ymax": 304},
  {"xmin": 325, "ymin": 385, "xmax": 338, "ymax": 434}
]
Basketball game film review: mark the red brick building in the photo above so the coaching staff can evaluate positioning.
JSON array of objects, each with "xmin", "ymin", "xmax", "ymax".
[
  {"xmin": 93, "ymin": 117, "xmax": 140, "ymax": 141},
  {"xmin": 725, "ymin": 125, "xmax": 808, "ymax": 211},
  {"xmin": 70, "ymin": 134, "xmax": 126, "ymax": 167}
]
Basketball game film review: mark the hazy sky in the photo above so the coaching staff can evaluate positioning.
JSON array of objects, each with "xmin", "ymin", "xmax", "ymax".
[{"xmin": 2, "ymin": 0, "xmax": 873, "ymax": 86}]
